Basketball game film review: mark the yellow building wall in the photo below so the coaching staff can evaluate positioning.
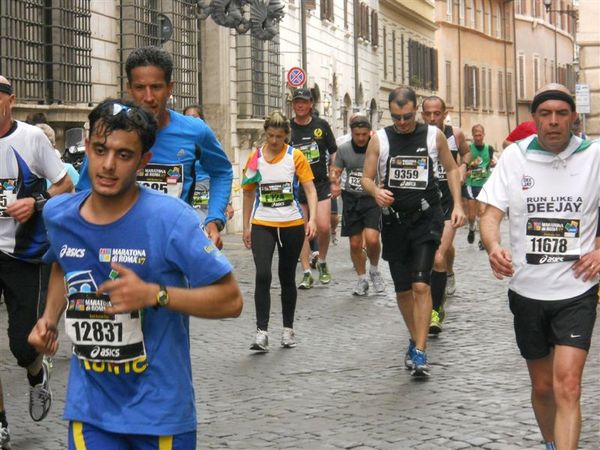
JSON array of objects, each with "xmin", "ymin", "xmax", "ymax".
[{"xmin": 435, "ymin": 0, "xmax": 516, "ymax": 150}]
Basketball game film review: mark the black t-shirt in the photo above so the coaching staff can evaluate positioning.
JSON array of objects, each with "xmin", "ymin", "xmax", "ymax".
[
  {"xmin": 290, "ymin": 117, "xmax": 337, "ymax": 182},
  {"xmin": 382, "ymin": 123, "xmax": 440, "ymax": 212}
]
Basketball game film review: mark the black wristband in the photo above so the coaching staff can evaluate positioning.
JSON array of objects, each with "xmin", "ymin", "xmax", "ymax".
[
  {"xmin": 31, "ymin": 193, "xmax": 47, "ymax": 212},
  {"xmin": 209, "ymin": 220, "xmax": 225, "ymax": 232}
]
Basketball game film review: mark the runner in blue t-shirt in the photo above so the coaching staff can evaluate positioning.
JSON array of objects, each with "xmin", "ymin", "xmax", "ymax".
[
  {"xmin": 77, "ymin": 46, "xmax": 233, "ymax": 249},
  {"xmin": 183, "ymin": 105, "xmax": 230, "ymax": 224},
  {"xmin": 28, "ymin": 99, "xmax": 243, "ymax": 450}
]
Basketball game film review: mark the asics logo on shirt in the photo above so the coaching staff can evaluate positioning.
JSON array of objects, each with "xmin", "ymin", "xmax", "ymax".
[
  {"xmin": 90, "ymin": 346, "xmax": 121, "ymax": 359},
  {"xmin": 60, "ymin": 245, "xmax": 86, "ymax": 258},
  {"xmin": 416, "ymin": 147, "xmax": 427, "ymax": 153},
  {"xmin": 538, "ymin": 254, "xmax": 565, "ymax": 264}
]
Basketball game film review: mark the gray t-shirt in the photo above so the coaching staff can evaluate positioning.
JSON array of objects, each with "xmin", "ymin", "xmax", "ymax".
[{"xmin": 334, "ymin": 140, "xmax": 371, "ymax": 197}]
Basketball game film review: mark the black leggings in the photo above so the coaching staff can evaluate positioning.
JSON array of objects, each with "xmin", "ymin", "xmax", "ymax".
[
  {"xmin": 251, "ymin": 224, "xmax": 305, "ymax": 330},
  {"xmin": 0, "ymin": 253, "xmax": 49, "ymax": 367}
]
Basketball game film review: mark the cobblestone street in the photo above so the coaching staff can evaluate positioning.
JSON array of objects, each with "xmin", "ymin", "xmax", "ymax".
[{"xmin": 1, "ymin": 224, "xmax": 598, "ymax": 449}]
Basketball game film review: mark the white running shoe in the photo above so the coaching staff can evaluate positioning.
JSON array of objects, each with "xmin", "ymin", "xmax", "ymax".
[
  {"xmin": 370, "ymin": 271, "xmax": 385, "ymax": 293},
  {"xmin": 353, "ymin": 278, "xmax": 369, "ymax": 296},
  {"xmin": 0, "ymin": 422, "xmax": 10, "ymax": 450},
  {"xmin": 446, "ymin": 273, "xmax": 456, "ymax": 296},
  {"xmin": 29, "ymin": 358, "xmax": 52, "ymax": 422},
  {"xmin": 331, "ymin": 231, "xmax": 339, "ymax": 246},
  {"xmin": 250, "ymin": 329, "xmax": 269, "ymax": 352},
  {"xmin": 281, "ymin": 328, "xmax": 297, "ymax": 348}
]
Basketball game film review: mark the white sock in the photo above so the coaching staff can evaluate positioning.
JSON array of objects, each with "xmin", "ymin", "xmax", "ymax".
[
  {"xmin": 358, "ymin": 274, "xmax": 367, "ymax": 281},
  {"xmin": 318, "ymin": 259, "xmax": 326, "ymax": 265},
  {"xmin": 369, "ymin": 265, "xmax": 379, "ymax": 274}
]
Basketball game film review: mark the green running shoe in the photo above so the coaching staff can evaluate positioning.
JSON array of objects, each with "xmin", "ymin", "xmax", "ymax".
[
  {"xmin": 298, "ymin": 272, "xmax": 314, "ymax": 289},
  {"xmin": 429, "ymin": 309, "xmax": 442, "ymax": 335},
  {"xmin": 317, "ymin": 262, "xmax": 331, "ymax": 284}
]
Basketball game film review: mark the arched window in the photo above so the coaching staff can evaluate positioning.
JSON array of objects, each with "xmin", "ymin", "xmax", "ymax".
[
  {"xmin": 487, "ymin": 0, "xmax": 492, "ymax": 35},
  {"xmin": 496, "ymin": 4, "xmax": 502, "ymax": 38},
  {"xmin": 369, "ymin": 99, "xmax": 378, "ymax": 128},
  {"xmin": 480, "ymin": 0, "xmax": 486, "ymax": 32},
  {"xmin": 342, "ymin": 93, "xmax": 352, "ymax": 135}
]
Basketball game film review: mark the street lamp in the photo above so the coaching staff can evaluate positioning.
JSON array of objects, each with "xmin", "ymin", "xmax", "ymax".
[{"xmin": 543, "ymin": 0, "xmax": 578, "ymax": 83}]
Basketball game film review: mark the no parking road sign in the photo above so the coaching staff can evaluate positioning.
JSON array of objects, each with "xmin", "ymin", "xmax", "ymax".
[{"xmin": 287, "ymin": 67, "xmax": 306, "ymax": 88}]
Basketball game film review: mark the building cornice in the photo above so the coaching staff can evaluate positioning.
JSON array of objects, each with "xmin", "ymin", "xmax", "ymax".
[
  {"xmin": 13, "ymin": 103, "xmax": 92, "ymax": 123},
  {"xmin": 514, "ymin": 16, "xmax": 576, "ymax": 43},
  {"xmin": 380, "ymin": 0, "xmax": 438, "ymax": 32},
  {"xmin": 436, "ymin": 21, "xmax": 513, "ymax": 44}
]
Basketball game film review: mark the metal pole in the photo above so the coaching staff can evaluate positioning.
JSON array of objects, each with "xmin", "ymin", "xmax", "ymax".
[
  {"xmin": 507, "ymin": 0, "xmax": 517, "ymax": 127},
  {"xmin": 457, "ymin": 0, "xmax": 462, "ymax": 128},
  {"xmin": 301, "ymin": 1, "xmax": 307, "ymax": 79},
  {"xmin": 554, "ymin": 21, "xmax": 558, "ymax": 82},
  {"xmin": 353, "ymin": 0, "xmax": 359, "ymax": 108}
]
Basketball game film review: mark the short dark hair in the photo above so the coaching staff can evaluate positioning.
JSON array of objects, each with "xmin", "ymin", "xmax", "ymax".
[
  {"xmin": 26, "ymin": 112, "xmax": 48, "ymax": 125},
  {"xmin": 183, "ymin": 104, "xmax": 204, "ymax": 119},
  {"xmin": 88, "ymin": 99, "xmax": 158, "ymax": 154},
  {"xmin": 349, "ymin": 115, "xmax": 371, "ymax": 129},
  {"xmin": 422, "ymin": 96, "xmax": 446, "ymax": 111},
  {"xmin": 388, "ymin": 86, "xmax": 417, "ymax": 109},
  {"xmin": 125, "ymin": 46, "xmax": 173, "ymax": 84}
]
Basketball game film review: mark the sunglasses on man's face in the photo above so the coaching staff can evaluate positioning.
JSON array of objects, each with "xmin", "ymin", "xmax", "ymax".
[{"xmin": 391, "ymin": 112, "xmax": 416, "ymax": 122}]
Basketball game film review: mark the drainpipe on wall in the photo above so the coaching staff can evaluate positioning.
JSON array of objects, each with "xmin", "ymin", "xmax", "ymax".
[
  {"xmin": 119, "ymin": 1, "xmax": 124, "ymax": 96},
  {"xmin": 510, "ymin": 0, "xmax": 518, "ymax": 126},
  {"xmin": 301, "ymin": 2, "xmax": 307, "ymax": 84},
  {"xmin": 457, "ymin": 1, "xmax": 462, "ymax": 128},
  {"xmin": 503, "ymin": 0, "xmax": 513, "ymax": 133},
  {"xmin": 511, "ymin": 0, "xmax": 519, "ymax": 125},
  {"xmin": 353, "ymin": 0, "xmax": 359, "ymax": 109}
]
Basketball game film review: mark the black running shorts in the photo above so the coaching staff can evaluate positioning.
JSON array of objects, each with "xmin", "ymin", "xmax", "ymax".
[
  {"xmin": 441, "ymin": 196, "xmax": 454, "ymax": 221},
  {"xmin": 381, "ymin": 205, "xmax": 444, "ymax": 292},
  {"xmin": 508, "ymin": 286, "xmax": 598, "ymax": 360},
  {"xmin": 340, "ymin": 191, "xmax": 380, "ymax": 237},
  {"xmin": 463, "ymin": 184, "xmax": 483, "ymax": 200},
  {"xmin": 300, "ymin": 178, "xmax": 331, "ymax": 203}
]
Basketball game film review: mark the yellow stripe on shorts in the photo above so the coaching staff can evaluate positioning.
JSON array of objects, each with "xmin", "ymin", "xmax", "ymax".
[
  {"xmin": 159, "ymin": 435, "xmax": 173, "ymax": 450},
  {"xmin": 72, "ymin": 421, "xmax": 87, "ymax": 450}
]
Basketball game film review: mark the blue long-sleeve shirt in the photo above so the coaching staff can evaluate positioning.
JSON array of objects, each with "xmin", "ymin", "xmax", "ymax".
[{"xmin": 77, "ymin": 110, "xmax": 233, "ymax": 226}]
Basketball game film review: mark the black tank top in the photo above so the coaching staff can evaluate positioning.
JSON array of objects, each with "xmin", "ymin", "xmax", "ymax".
[
  {"xmin": 382, "ymin": 123, "xmax": 441, "ymax": 212},
  {"xmin": 438, "ymin": 125, "xmax": 459, "ymax": 202},
  {"xmin": 443, "ymin": 125, "xmax": 459, "ymax": 162}
]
